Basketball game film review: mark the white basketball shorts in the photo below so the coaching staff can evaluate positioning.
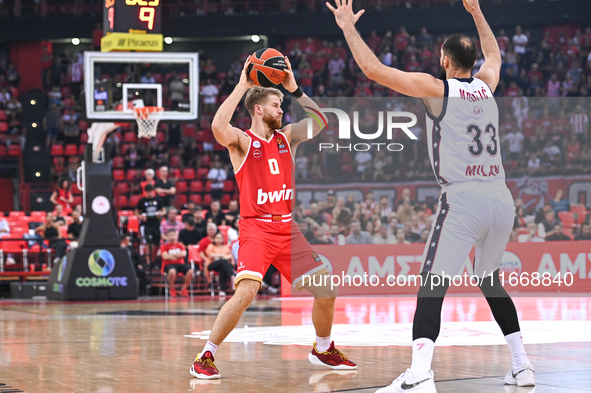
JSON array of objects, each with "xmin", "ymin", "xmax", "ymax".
[{"xmin": 421, "ymin": 180, "xmax": 515, "ymax": 278}]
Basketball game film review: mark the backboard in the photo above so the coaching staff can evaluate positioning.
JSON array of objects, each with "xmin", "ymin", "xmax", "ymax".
[{"xmin": 84, "ymin": 51, "xmax": 199, "ymax": 122}]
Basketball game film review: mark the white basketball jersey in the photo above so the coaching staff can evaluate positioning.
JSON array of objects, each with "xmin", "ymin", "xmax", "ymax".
[{"xmin": 425, "ymin": 77, "xmax": 505, "ymax": 186}]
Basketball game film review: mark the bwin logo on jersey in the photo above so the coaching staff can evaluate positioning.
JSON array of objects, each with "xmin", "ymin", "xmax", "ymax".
[{"xmin": 305, "ymin": 108, "xmax": 417, "ymax": 152}]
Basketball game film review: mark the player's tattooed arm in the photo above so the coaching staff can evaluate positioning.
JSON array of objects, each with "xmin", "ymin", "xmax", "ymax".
[
  {"xmin": 327, "ymin": 0, "xmax": 443, "ymax": 98},
  {"xmin": 466, "ymin": 0, "xmax": 502, "ymax": 91},
  {"xmin": 211, "ymin": 57, "xmax": 253, "ymax": 150},
  {"xmin": 281, "ymin": 57, "xmax": 328, "ymax": 146}
]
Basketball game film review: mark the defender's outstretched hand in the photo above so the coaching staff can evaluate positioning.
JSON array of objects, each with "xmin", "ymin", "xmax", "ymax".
[
  {"xmin": 281, "ymin": 56, "xmax": 298, "ymax": 93},
  {"xmin": 462, "ymin": 0, "xmax": 481, "ymax": 15},
  {"xmin": 326, "ymin": 0, "xmax": 365, "ymax": 30}
]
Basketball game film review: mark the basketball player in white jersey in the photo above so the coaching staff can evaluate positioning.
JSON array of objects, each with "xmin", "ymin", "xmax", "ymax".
[{"xmin": 329, "ymin": 0, "xmax": 535, "ymax": 391}]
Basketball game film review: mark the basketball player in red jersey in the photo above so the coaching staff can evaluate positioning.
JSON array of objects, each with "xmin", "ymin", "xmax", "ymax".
[{"xmin": 190, "ymin": 56, "xmax": 357, "ymax": 379}]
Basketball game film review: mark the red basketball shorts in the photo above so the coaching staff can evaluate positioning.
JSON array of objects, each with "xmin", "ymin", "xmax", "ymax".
[{"xmin": 235, "ymin": 217, "xmax": 328, "ymax": 290}]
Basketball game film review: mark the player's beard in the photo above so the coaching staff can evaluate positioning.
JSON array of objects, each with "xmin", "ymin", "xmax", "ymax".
[{"xmin": 263, "ymin": 113, "xmax": 282, "ymax": 130}]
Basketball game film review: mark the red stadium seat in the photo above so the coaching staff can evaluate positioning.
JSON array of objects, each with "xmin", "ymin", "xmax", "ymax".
[
  {"xmin": 73, "ymin": 195, "xmax": 82, "ymax": 207},
  {"xmin": 123, "ymin": 132, "xmax": 138, "ymax": 144},
  {"xmin": 189, "ymin": 181, "xmax": 203, "ymax": 193},
  {"xmin": 182, "ymin": 124, "xmax": 197, "ymax": 139},
  {"xmin": 176, "ymin": 181, "xmax": 188, "ymax": 193},
  {"xmin": 202, "ymin": 194, "xmax": 212, "ymax": 206},
  {"xmin": 200, "ymin": 155, "xmax": 211, "ymax": 167},
  {"xmin": 8, "ymin": 145, "xmax": 21, "ymax": 156},
  {"xmin": 116, "ymin": 195, "xmax": 128, "ymax": 210},
  {"xmin": 182, "ymin": 168, "xmax": 196, "ymax": 180},
  {"xmin": 222, "ymin": 181, "xmax": 234, "ymax": 192},
  {"xmin": 220, "ymin": 194, "xmax": 231, "ymax": 206},
  {"xmin": 30, "ymin": 211, "xmax": 46, "ymax": 222},
  {"xmin": 204, "ymin": 182, "xmax": 212, "ymax": 193},
  {"xmin": 189, "ymin": 194, "xmax": 202, "ymax": 205},
  {"xmin": 115, "ymin": 182, "xmax": 129, "ymax": 194},
  {"xmin": 9, "ymin": 211, "xmax": 25, "ymax": 218},
  {"xmin": 177, "ymin": 194, "xmax": 187, "ymax": 208},
  {"xmin": 0, "ymin": 145, "xmax": 7, "ymax": 155},
  {"xmin": 78, "ymin": 144, "xmax": 85, "ymax": 155},
  {"xmin": 112, "ymin": 156, "xmax": 125, "ymax": 168},
  {"xmin": 50, "ymin": 144, "xmax": 64, "ymax": 156},
  {"xmin": 126, "ymin": 169, "xmax": 139, "ymax": 181},
  {"xmin": 129, "ymin": 195, "xmax": 141, "ymax": 209},
  {"xmin": 571, "ymin": 205, "xmax": 587, "ymax": 216},
  {"xmin": 0, "ymin": 122, "xmax": 8, "ymax": 133},
  {"xmin": 0, "ymin": 110, "xmax": 7, "ymax": 120},
  {"xmin": 113, "ymin": 169, "xmax": 125, "ymax": 181},
  {"xmin": 127, "ymin": 215, "xmax": 140, "ymax": 233},
  {"xmin": 170, "ymin": 168, "xmax": 181, "ymax": 180},
  {"xmin": 197, "ymin": 168, "xmax": 209, "ymax": 179},
  {"xmin": 78, "ymin": 121, "xmax": 90, "ymax": 132},
  {"xmin": 170, "ymin": 155, "xmax": 182, "ymax": 168},
  {"xmin": 64, "ymin": 144, "xmax": 78, "ymax": 156},
  {"xmin": 187, "ymin": 244, "xmax": 202, "ymax": 268},
  {"xmin": 558, "ymin": 211, "xmax": 576, "ymax": 228}
]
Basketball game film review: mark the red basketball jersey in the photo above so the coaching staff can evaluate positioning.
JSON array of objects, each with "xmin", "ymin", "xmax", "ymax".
[{"xmin": 235, "ymin": 129, "xmax": 294, "ymax": 218}]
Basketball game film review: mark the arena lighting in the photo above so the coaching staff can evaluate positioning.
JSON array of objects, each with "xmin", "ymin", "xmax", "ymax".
[
  {"xmin": 251, "ymin": 35, "xmax": 261, "ymax": 43},
  {"xmin": 35, "ymin": 172, "xmax": 41, "ymax": 177},
  {"xmin": 72, "ymin": 38, "xmax": 81, "ymax": 45},
  {"xmin": 30, "ymin": 99, "xmax": 36, "ymax": 105},
  {"xmin": 31, "ymin": 122, "xmax": 38, "ymax": 128},
  {"xmin": 164, "ymin": 37, "xmax": 173, "ymax": 44}
]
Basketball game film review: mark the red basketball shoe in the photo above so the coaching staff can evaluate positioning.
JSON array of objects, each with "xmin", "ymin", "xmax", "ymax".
[
  {"xmin": 308, "ymin": 342, "xmax": 357, "ymax": 370},
  {"xmin": 190, "ymin": 351, "xmax": 221, "ymax": 379}
]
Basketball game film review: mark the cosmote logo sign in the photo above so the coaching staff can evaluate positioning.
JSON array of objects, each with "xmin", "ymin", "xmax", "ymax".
[{"xmin": 75, "ymin": 249, "xmax": 128, "ymax": 287}]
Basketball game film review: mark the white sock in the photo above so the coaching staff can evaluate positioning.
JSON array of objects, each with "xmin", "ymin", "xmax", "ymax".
[
  {"xmin": 505, "ymin": 331, "xmax": 529, "ymax": 369},
  {"xmin": 201, "ymin": 341, "xmax": 218, "ymax": 357},
  {"xmin": 410, "ymin": 338, "xmax": 435, "ymax": 374},
  {"xmin": 316, "ymin": 335, "xmax": 331, "ymax": 352}
]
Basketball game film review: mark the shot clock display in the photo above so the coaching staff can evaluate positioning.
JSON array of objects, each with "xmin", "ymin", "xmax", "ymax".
[{"xmin": 103, "ymin": 0, "xmax": 162, "ymax": 35}]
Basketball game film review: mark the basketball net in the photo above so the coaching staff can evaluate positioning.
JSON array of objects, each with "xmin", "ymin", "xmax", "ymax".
[{"xmin": 134, "ymin": 106, "xmax": 164, "ymax": 139}]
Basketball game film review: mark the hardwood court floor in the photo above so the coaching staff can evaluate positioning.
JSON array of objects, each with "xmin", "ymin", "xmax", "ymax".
[{"xmin": 0, "ymin": 295, "xmax": 590, "ymax": 393}]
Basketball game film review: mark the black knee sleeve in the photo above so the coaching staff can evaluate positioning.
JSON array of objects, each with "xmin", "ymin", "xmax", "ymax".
[
  {"xmin": 478, "ymin": 269, "xmax": 521, "ymax": 336},
  {"xmin": 412, "ymin": 272, "xmax": 450, "ymax": 342}
]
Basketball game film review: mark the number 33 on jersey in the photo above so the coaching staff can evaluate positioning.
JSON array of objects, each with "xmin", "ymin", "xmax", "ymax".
[{"xmin": 426, "ymin": 77, "xmax": 506, "ymax": 186}]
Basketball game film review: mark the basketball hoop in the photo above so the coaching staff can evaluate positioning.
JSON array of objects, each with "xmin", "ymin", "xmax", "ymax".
[{"xmin": 134, "ymin": 106, "xmax": 164, "ymax": 139}]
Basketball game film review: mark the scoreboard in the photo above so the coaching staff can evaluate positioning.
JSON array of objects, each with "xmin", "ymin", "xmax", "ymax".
[
  {"xmin": 103, "ymin": 0, "xmax": 162, "ymax": 35},
  {"xmin": 101, "ymin": 0, "xmax": 163, "ymax": 51}
]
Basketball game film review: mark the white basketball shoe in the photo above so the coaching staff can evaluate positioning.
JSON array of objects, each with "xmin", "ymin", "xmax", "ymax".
[
  {"xmin": 504, "ymin": 362, "xmax": 535, "ymax": 387},
  {"xmin": 376, "ymin": 368, "xmax": 437, "ymax": 393}
]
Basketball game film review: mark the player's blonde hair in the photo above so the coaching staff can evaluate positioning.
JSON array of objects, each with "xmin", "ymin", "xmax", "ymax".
[{"xmin": 244, "ymin": 86, "xmax": 284, "ymax": 116}]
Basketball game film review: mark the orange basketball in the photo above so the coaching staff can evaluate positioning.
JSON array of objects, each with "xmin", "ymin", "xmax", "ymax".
[{"xmin": 247, "ymin": 48, "xmax": 287, "ymax": 87}]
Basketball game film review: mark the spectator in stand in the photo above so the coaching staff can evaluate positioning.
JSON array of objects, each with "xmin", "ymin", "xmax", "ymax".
[
  {"xmin": 204, "ymin": 232, "xmax": 236, "ymax": 297},
  {"xmin": 136, "ymin": 184, "xmax": 166, "ymax": 268},
  {"xmin": 141, "ymin": 169, "xmax": 156, "ymax": 197},
  {"xmin": 50, "ymin": 178, "xmax": 74, "ymax": 215},
  {"xmin": 161, "ymin": 229, "xmax": 193, "ymax": 298},
  {"xmin": 395, "ymin": 227, "xmax": 411, "ymax": 244},
  {"xmin": 125, "ymin": 145, "xmax": 144, "ymax": 170},
  {"xmin": 198, "ymin": 223, "xmax": 218, "ymax": 261},
  {"xmin": 545, "ymin": 224, "xmax": 571, "ymax": 241},
  {"xmin": 534, "ymin": 202, "xmax": 553, "ymax": 224},
  {"xmin": 201, "ymin": 78, "xmax": 219, "ymax": 115},
  {"xmin": 550, "ymin": 189, "xmax": 570, "ymax": 213},
  {"xmin": 403, "ymin": 220, "xmax": 421, "ymax": 243},
  {"xmin": 518, "ymin": 222, "xmax": 544, "ymax": 243},
  {"xmin": 207, "ymin": 160, "xmax": 227, "ymax": 200},
  {"xmin": 205, "ymin": 200, "xmax": 225, "ymax": 226},
  {"xmin": 373, "ymin": 223, "xmax": 396, "ymax": 244},
  {"xmin": 43, "ymin": 103, "xmax": 61, "ymax": 149},
  {"xmin": 354, "ymin": 150, "xmax": 372, "ymax": 180},
  {"xmin": 299, "ymin": 220, "xmax": 318, "ymax": 244},
  {"xmin": 503, "ymin": 127, "xmax": 525, "ymax": 161},
  {"xmin": 305, "ymin": 202, "xmax": 326, "ymax": 226},
  {"xmin": 67, "ymin": 210, "xmax": 83, "ymax": 249},
  {"xmin": 224, "ymin": 200, "xmax": 240, "ymax": 227},
  {"xmin": 514, "ymin": 206, "xmax": 529, "ymax": 229},
  {"xmin": 346, "ymin": 219, "xmax": 372, "ymax": 244},
  {"xmin": 0, "ymin": 216, "xmax": 10, "ymax": 238},
  {"xmin": 570, "ymin": 104, "xmax": 589, "ymax": 144},
  {"xmin": 527, "ymin": 154, "xmax": 540, "ymax": 174},
  {"xmin": 61, "ymin": 109, "xmax": 79, "ymax": 144},
  {"xmin": 179, "ymin": 217, "xmax": 204, "ymax": 248},
  {"xmin": 538, "ymin": 209, "xmax": 561, "ymax": 240},
  {"xmin": 321, "ymin": 190, "xmax": 336, "ymax": 215},
  {"xmin": 396, "ymin": 187, "xmax": 416, "ymax": 207},
  {"xmin": 34, "ymin": 212, "xmax": 67, "ymax": 262},
  {"xmin": 396, "ymin": 199, "xmax": 415, "ymax": 225},
  {"xmin": 574, "ymin": 223, "xmax": 591, "ymax": 241},
  {"xmin": 420, "ymin": 228, "xmax": 430, "ymax": 243},
  {"xmin": 120, "ymin": 234, "xmax": 148, "ymax": 296},
  {"xmin": 226, "ymin": 216, "xmax": 239, "ymax": 245},
  {"xmin": 182, "ymin": 201, "xmax": 198, "ymax": 223},
  {"xmin": 192, "ymin": 207, "xmax": 207, "ymax": 233},
  {"xmin": 160, "ymin": 207, "xmax": 184, "ymax": 237},
  {"xmin": 512, "ymin": 25, "xmax": 528, "ymax": 64},
  {"xmin": 154, "ymin": 166, "xmax": 176, "ymax": 207}
]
